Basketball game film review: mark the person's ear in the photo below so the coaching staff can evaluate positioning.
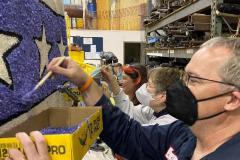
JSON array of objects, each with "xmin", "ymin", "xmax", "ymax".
[
  {"xmin": 154, "ymin": 93, "xmax": 166, "ymax": 103},
  {"xmin": 225, "ymin": 91, "xmax": 240, "ymax": 111},
  {"xmin": 162, "ymin": 94, "xmax": 166, "ymax": 103},
  {"xmin": 134, "ymin": 77, "xmax": 141, "ymax": 85}
]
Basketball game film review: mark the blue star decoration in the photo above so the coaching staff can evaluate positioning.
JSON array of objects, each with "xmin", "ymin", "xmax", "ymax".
[{"xmin": 0, "ymin": 0, "xmax": 68, "ymax": 125}]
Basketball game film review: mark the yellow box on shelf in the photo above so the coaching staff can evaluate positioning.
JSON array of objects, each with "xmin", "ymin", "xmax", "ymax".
[
  {"xmin": 0, "ymin": 107, "xmax": 103, "ymax": 160},
  {"xmin": 76, "ymin": 18, "xmax": 84, "ymax": 29}
]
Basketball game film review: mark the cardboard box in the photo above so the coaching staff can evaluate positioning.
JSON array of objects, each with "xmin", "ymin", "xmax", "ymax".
[
  {"xmin": 0, "ymin": 107, "xmax": 102, "ymax": 160},
  {"xmin": 97, "ymin": 0, "xmax": 111, "ymax": 30}
]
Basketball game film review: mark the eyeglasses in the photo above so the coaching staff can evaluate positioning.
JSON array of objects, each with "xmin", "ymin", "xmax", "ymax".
[{"xmin": 183, "ymin": 73, "xmax": 237, "ymax": 88}]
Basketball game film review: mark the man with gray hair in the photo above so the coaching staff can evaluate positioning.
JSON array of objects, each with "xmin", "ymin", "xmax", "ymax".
[{"xmin": 9, "ymin": 37, "xmax": 240, "ymax": 160}]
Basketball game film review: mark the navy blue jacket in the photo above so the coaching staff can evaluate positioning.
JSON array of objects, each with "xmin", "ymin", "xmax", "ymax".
[{"xmin": 96, "ymin": 95, "xmax": 240, "ymax": 160}]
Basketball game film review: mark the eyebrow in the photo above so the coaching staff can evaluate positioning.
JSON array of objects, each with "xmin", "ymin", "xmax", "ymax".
[
  {"xmin": 184, "ymin": 66, "xmax": 205, "ymax": 78},
  {"xmin": 186, "ymin": 71, "xmax": 201, "ymax": 78}
]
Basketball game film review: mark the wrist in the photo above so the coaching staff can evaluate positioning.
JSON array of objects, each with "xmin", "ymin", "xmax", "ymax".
[
  {"xmin": 108, "ymin": 74, "xmax": 114, "ymax": 80},
  {"xmin": 82, "ymin": 81, "xmax": 104, "ymax": 106},
  {"xmin": 79, "ymin": 76, "xmax": 94, "ymax": 92},
  {"xmin": 109, "ymin": 75, "xmax": 117, "ymax": 83}
]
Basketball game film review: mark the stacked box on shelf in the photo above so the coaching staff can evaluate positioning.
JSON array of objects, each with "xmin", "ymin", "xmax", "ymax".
[
  {"xmin": 138, "ymin": 0, "xmax": 148, "ymax": 27},
  {"xmin": 73, "ymin": 0, "xmax": 83, "ymax": 29},
  {"xmin": 85, "ymin": 1, "xmax": 98, "ymax": 30},
  {"xmin": 110, "ymin": 0, "xmax": 121, "ymax": 30},
  {"xmin": 64, "ymin": 4, "xmax": 84, "ymax": 29},
  {"xmin": 95, "ymin": 0, "xmax": 147, "ymax": 31},
  {"xmin": 97, "ymin": 0, "xmax": 111, "ymax": 30},
  {"xmin": 139, "ymin": 2, "xmax": 147, "ymax": 30},
  {"xmin": 119, "ymin": 0, "xmax": 147, "ymax": 30}
]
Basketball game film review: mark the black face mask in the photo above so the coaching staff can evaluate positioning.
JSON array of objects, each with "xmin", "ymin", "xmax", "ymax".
[{"xmin": 166, "ymin": 81, "xmax": 232, "ymax": 126}]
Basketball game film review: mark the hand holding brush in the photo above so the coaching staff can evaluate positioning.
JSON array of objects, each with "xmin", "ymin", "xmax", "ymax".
[
  {"xmin": 22, "ymin": 56, "xmax": 66, "ymax": 104},
  {"xmin": 34, "ymin": 56, "xmax": 66, "ymax": 91}
]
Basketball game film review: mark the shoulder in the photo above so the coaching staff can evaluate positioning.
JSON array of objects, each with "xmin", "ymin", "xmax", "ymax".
[{"xmin": 166, "ymin": 121, "xmax": 194, "ymax": 140}]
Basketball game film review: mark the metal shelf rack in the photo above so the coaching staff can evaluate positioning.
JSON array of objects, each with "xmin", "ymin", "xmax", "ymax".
[
  {"xmin": 145, "ymin": 0, "xmax": 212, "ymax": 33},
  {"xmin": 144, "ymin": 0, "xmax": 239, "ymax": 62}
]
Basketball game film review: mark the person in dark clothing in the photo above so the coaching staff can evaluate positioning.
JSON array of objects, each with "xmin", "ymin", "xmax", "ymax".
[{"xmin": 9, "ymin": 37, "xmax": 240, "ymax": 160}]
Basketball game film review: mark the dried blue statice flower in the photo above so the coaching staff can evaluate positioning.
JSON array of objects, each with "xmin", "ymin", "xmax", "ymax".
[
  {"xmin": 40, "ymin": 125, "xmax": 79, "ymax": 135},
  {"xmin": 0, "ymin": 0, "xmax": 68, "ymax": 125}
]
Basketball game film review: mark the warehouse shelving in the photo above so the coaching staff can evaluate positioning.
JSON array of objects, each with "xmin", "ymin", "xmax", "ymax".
[
  {"xmin": 144, "ymin": 0, "xmax": 239, "ymax": 62},
  {"xmin": 145, "ymin": 0, "xmax": 212, "ymax": 33},
  {"xmin": 146, "ymin": 47, "xmax": 198, "ymax": 59}
]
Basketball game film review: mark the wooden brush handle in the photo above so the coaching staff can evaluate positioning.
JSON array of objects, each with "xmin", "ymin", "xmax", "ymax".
[{"xmin": 34, "ymin": 57, "xmax": 65, "ymax": 90}]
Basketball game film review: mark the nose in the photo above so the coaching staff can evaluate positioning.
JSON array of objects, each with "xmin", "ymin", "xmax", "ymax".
[{"xmin": 119, "ymin": 80, "xmax": 124, "ymax": 86}]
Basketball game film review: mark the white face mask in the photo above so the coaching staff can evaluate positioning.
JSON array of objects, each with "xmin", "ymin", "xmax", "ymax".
[{"xmin": 135, "ymin": 83, "xmax": 154, "ymax": 106}]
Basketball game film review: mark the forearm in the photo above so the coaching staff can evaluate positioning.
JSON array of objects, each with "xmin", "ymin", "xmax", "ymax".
[
  {"xmin": 113, "ymin": 90, "xmax": 151, "ymax": 124},
  {"xmin": 82, "ymin": 81, "xmax": 103, "ymax": 106},
  {"xmin": 114, "ymin": 89, "xmax": 134, "ymax": 116},
  {"xmin": 109, "ymin": 77, "xmax": 121, "ymax": 95},
  {"xmin": 97, "ymin": 96, "xmax": 166, "ymax": 160}
]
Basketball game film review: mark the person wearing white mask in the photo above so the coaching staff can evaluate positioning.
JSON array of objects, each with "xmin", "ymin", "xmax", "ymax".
[
  {"xmin": 101, "ymin": 66, "xmax": 181, "ymax": 125},
  {"xmin": 9, "ymin": 37, "xmax": 240, "ymax": 160}
]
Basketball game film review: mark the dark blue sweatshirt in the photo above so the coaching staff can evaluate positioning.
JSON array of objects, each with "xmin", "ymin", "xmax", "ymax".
[{"xmin": 96, "ymin": 95, "xmax": 240, "ymax": 160}]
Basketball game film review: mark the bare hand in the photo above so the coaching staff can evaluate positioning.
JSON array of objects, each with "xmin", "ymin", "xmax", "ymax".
[
  {"xmin": 7, "ymin": 131, "xmax": 50, "ymax": 160},
  {"xmin": 101, "ymin": 65, "xmax": 115, "ymax": 82},
  {"xmin": 101, "ymin": 81, "xmax": 111, "ymax": 98},
  {"xmin": 47, "ymin": 57, "xmax": 89, "ymax": 87}
]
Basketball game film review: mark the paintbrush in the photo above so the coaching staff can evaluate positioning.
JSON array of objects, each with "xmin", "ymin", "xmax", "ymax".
[
  {"xmin": 21, "ymin": 56, "xmax": 66, "ymax": 104},
  {"xmin": 34, "ymin": 56, "xmax": 66, "ymax": 91},
  {"xmin": 90, "ymin": 68, "xmax": 101, "ymax": 78}
]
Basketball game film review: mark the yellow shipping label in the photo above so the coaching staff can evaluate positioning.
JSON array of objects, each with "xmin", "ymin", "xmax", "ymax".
[
  {"xmin": 0, "ymin": 139, "xmax": 21, "ymax": 158},
  {"xmin": 0, "ymin": 135, "xmax": 72, "ymax": 160},
  {"xmin": 72, "ymin": 112, "xmax": 102, "ymax": 159}
]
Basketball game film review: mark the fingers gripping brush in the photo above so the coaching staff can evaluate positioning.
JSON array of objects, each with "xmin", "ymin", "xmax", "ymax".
[{"xmin": 22, "ymin": 57, "xmax": 66, "ymax": 104}]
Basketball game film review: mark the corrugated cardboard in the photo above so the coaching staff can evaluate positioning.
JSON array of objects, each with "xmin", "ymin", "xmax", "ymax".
[
  {"xmin": 119, "ymin": 0, "xmax": 147, "ymax": 30},
  {"xmin": 97, "ymin": 0, "xmax": 111, "ymax": 30},
  {"xmin": 0, "ymin": 107, "xmax": 102, "ymax": 160}
]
